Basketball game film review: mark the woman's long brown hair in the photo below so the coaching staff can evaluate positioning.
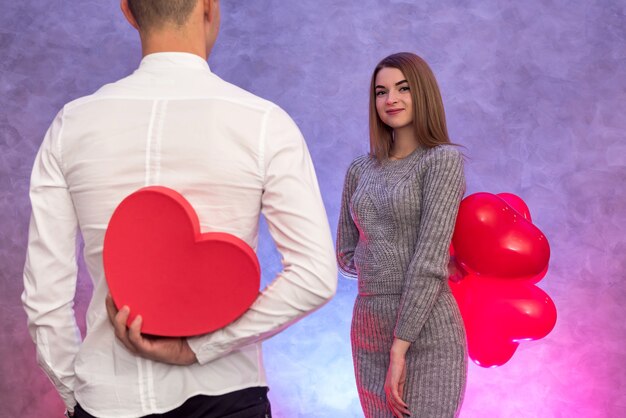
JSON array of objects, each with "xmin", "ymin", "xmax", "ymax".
[{"xmin": 369, "ymin": 52, "xmax": 452, "ymax": 161}]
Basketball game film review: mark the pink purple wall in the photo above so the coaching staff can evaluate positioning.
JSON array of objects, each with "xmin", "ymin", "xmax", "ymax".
[{"xmin": 1, "ymin": 1, "xmax": 624, "ymax": 416}]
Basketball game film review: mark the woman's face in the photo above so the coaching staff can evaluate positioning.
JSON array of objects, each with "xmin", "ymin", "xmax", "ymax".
[{"xmin": 374, "ymin": 67, "xmax": 413, "ymax": 131}]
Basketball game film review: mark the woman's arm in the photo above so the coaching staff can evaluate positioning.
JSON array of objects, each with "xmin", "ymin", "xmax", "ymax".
[
  {"xmin": 394, "ymin": 146, "xmax": 465, "ymax": 342},
  {"xmin": 336, "ymin": 159, "xmax": 362, "ymax": 278},
  {"xmin": 385, "ymin": 338, "xmax": 412, "ymax": 417}
]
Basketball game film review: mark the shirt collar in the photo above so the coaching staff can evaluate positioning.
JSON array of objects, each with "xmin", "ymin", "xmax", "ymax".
[{"xmin": 138, "ymin": 52, "xmax": 211, "ymax": 72}]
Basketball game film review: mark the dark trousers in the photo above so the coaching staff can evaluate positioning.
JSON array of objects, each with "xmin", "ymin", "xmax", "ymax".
[{"xmin": 74, "ymin": 387, "xmax": 271, "ymax": 418}]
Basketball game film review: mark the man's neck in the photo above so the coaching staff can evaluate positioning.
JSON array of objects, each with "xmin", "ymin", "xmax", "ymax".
[{"xmin": 140, "ymin": 29, "xmax": 207, "ymax": 60}]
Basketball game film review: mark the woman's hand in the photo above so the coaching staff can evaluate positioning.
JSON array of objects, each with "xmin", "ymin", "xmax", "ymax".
[
  {"xmin": 385, "ymin": 338, "xmax": 411, "ymax": 417},
  {"xmin": 448, "ymin": 255, "xmax": 464, "ymax": 283}
]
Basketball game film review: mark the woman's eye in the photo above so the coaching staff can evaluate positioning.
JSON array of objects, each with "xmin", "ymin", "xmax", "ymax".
[
  {"xmin": 375, "ymin": 90, "xmax": 387, "ymax": 97},
  {"xmin": 400, "ymin": 86, "xmax": 410, "ymax": 92}
]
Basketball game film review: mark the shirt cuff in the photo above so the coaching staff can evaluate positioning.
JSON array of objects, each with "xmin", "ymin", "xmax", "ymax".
[
  {"xmin": 187, "ymin": 332, "xmax": 225, "ymax": 365},
  {"xmin": 62, "ymin": 394, "xmax": 77, "ymax": 414}
]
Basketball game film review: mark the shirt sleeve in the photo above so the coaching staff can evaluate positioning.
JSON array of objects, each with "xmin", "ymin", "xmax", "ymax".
[
  {"xmin": 336, "ymin": 161, "xmax": 360, "ymax": 278},
  {"xmin": 21, "ymin": 109, "xmax": 82, "ymax": 411},
  {"xmin": 394, "ymin": 147, "xmax": 465, "ymax": 342},
  {"xmin": 187, "ymin": 106, "xmax": 338, "ymax": 364}
]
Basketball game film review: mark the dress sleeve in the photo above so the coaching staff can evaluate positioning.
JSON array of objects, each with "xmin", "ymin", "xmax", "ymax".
[
  {"xmin": 394, "ymin": 147, "xmax": 465, "ymax": 342},
  {"xmin": 187, "ymin": 106, "xmax": 337, "ymax": 364},
  {"xmin": 336, "ymin": 160, "xmax": 361, "ymax": 278},
  {"xmin": 22, "ymin": 109, "xmax": 81, "ymax": 411}
]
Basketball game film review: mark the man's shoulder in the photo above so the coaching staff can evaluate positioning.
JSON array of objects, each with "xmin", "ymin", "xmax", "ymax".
[
  {"xmin": 61, "ymin": 72, "xmax": 279, "ymax": 116},
  {"xmin": 208, "ymin": 77, "xmax": 278, "ymax": 113},
  {"xmin": 57, "ymin": 77, "xmax": 133, "ymax": 114}
]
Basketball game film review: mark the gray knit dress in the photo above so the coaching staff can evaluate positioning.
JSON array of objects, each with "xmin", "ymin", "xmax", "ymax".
[{"xmin": 337, "ymin": 145, "xmax": 467, "ymax": 418}]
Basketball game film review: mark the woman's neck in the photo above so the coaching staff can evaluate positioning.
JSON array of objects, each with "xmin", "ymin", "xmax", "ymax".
[{"xmin": 390, "ymin": 126, "xmax": 419, "ymax": 159}]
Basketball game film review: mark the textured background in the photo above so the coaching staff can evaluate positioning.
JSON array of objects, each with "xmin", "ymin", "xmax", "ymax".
[{"xmin": 1, "ymin": 0, "xmax": 625, "ymax": 417}]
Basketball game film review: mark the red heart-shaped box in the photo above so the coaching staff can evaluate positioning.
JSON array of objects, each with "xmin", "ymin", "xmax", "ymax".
[{"xmin": 103, "ymin": 186, "xmax": 260, "ymax": 337}]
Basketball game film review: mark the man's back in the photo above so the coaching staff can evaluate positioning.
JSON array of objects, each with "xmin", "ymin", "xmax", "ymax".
[
  {"xmin": 23, "ymin": 52, "xmax": 336, "ymax": 417},
  {"xmin": 62, "ymin": 52, "xmax": 275, "ymax": 251}
]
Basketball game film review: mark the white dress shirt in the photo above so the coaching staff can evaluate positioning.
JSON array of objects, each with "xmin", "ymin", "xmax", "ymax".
[{"xmin": 22, "ymin": 52, "xmax": 337, "ymax": 418}]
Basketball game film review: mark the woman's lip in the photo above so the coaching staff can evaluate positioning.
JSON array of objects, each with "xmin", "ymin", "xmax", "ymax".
[{"xmin": 386, "ymin": 109, "xmax": 404, "ymax": 115}]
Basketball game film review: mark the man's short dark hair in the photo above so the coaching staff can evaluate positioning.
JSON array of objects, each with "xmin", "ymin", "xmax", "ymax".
[{"xmin": 128, "ymin": 0, "xmax": 198, "ymax": 31}]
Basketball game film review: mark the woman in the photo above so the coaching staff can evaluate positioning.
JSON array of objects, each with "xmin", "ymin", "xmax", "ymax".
[{"xmin": 336, "ymin": 52, "xmax": 467, "ymax": 418}]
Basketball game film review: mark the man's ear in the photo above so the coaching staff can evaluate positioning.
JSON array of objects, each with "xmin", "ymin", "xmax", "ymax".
[
  {"xmin": 204, "ymin": 0, "xmax": 216, "ymax": 23},
  {"xmin": 121, "ymin": 0, "xmax": 140, "ymax": 30}
]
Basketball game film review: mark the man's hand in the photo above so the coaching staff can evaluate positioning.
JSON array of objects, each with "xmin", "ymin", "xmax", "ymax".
[{"xmin": 105, "ymin": 295, "xmax": 197, "ymax": 365}]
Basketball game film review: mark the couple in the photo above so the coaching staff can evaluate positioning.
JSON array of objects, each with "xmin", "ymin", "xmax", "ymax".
[{"xmin": 22, "ymin": 1, "xmax": 467, "ymax": 417}]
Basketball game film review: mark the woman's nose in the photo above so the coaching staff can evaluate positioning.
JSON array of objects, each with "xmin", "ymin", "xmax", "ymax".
[{"xmin": 386, "ymin": 93, "xmax": 398, "ymax": 105}]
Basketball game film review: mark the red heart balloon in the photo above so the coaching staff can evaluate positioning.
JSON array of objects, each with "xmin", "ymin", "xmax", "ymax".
[
  {"xmin": 452, "ymin": 193, "xmax": 550, "ymax": 278},
  {"xmin": 450, "ymin": 275, "xmax": 557, "ymax": 367},
  {"xmin": 103, "ymin": 186, "xmax": 260, "ymax": 337},
  {"xmin": 449, "ymin": 192, "xmax": 557, "ymax": 367},
  {"xmin": 496, "ymin": 192, "xmax": 532, "ymax": 221}
]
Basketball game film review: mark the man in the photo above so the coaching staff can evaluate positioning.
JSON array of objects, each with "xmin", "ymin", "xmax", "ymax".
[{"xmin": 22, "ymin": 0, "xmax": 337, "ymax": 416}]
